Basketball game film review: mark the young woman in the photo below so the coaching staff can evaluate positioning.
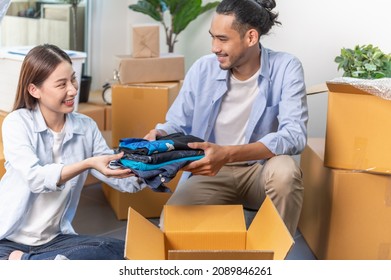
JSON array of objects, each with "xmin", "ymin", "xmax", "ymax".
[{"xmin": 0, "ymin": 44, "xmax": 146, "ymax": 260}]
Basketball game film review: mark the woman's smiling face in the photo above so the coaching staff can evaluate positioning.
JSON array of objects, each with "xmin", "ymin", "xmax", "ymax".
[{"xmin": 29, "ymin": 61, "xmax": 78, "ymax": 117}]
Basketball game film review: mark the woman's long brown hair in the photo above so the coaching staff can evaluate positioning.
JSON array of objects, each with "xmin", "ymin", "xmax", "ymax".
[{"xmin": 12, "ymin": 44, "xmax": 73, "ymax": 111}]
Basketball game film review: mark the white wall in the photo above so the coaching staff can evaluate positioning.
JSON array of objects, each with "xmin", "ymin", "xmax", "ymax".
[{"xmin": 89, "ymin": 0, "xmax": 391, "ymax": 138}]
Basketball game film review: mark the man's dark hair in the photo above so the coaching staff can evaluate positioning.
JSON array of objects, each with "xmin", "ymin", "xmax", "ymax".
[{"xmin": 216, "ymin": 0, "xmax": 281, "ymax": 38}]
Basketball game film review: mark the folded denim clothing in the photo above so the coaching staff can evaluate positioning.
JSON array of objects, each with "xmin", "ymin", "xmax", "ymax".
[
  {"xmin": 121, "ymin": 149, "xmax": 204, "ymax": 164},
  {"xmin": 118, "ymin": 132, "xmax": 204, "ymax": 155},
  {"xmin": 114, "ymin": 132, "xmax": 205, "ymax": 192},
  {"xmin": 120, "ymin": 155, "xmax": 204, "ymax": 171},
  {"xmin": 130, "ymin": 160, "xmax": 195, "ymax": 192}
]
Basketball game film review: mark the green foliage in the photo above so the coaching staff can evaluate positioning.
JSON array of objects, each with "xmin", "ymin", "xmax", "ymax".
[
  {"xmin": 334, "ymin": 44, "xmax": 391, "ymax": 79},
  {"xmin": 129, "ymin": 0, "xmax": 220, "ymax": 52}
]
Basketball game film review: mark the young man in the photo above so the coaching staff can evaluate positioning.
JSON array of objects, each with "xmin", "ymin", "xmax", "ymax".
[{"xmin": 145, "ymin": 0, "xmax": 308, "ymax": 236}]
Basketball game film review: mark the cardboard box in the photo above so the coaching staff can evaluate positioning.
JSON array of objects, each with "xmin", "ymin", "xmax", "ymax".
[
  {"xmin": 111, "ymin": 82, "xmax": 180, "ymax": 147},
  {"xmin": 325, "ymin": 82, "xmax": 391, "ymax": 174},
  {"xmin": 306, "ymin": 82, "xmax": 327, "ymax": 95},
  {"xmin": 77, "ymin": 103, "xmax": 105, "ymax": 131},
  {"xmin": 104, "ymin": 82, "xmax": 182, "ymax": 219},
  {"xmin": 0, "ymin": 47, "xmax": 86, "ymax": 112},
  {"xmin": 132, "ymin": 24, "xmax": 160, "ymax": 58},
  {"xmin": 102, "ymin": 170, "xmax": 181, "ymax": 219},
  {"xmin": 299, "ymin": 138, "xmax": 391, "ymax": 260},
  {"xmin": 125, "ymin": 195, "xmax": 294, "ymax": 260},
  {"xmin": 104, "ymin": 106, "xmax": 112, "ymax": 131},
  {"xmin": 85, "ymin": 90, "xmax": 112, "ymax": 131},
  {"xmin": 115, "ymin": 54, "xmax": 184, "ymax": 84}
]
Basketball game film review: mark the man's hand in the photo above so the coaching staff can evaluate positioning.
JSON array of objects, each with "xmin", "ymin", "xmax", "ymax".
[
  {"xmin": 144, "ymin": 129, "xmax": 167, "ymax": 141},
  {"xmin": 182, "ymin": 142, "xmax": 229, "ymax": 176}
]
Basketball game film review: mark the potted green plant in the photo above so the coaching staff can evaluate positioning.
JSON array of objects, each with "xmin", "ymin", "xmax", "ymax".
[
  {"xmin": 128, "ymin": 0, "xmax": 220, "ymax": 53},
  {"xmin": 334, "ymin": 44, "xmax": 391, "ymax": 79}
]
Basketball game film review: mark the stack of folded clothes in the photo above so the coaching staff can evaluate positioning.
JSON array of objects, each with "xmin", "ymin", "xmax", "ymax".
[{"xmin": 114, "ymin": 132, "xmax": 205, "ymax": 192}]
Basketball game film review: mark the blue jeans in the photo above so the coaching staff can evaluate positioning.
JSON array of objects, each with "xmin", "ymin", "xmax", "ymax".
[{"xmin": 0, "ymin": 234, "xmax": 125, "ymax": 260}]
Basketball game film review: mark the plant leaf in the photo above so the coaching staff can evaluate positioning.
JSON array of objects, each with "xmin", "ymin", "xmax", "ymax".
[
  {"xmin": 129, "ymin": 0, "xmax": 163, "ymax": 22},
  {"xmin": 200, "ymin": 1, "xmax": 220, "ymax": 14},
  {"xmin": 169, "ymin": 0, "xmax": 219, "ymax": 35},
  {"xmin": 172, "ymin": 0, "xmax": 202, "ymax": 34},
  {"xmin": 335, "ymin": 44, "xmax": 391, "ymax": 79}
]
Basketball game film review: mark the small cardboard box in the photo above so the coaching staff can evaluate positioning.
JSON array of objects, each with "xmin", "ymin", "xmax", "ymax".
[
  {"xmin": 325, "ymin": 81, "xmax": 391, "ymax": 174},
  {"xmin": 132, "ymin": 24, "xmax": 160, "ymax": 58},
  {"xmin": 299, "ymin": 138, "xmax": 391, "ymax": 260},
  {"xmin": 115, "ymin": 54, "xmax": 184, "ymax": 84},
  {"xmin": 84, "ymin": 90, "xmax": 112, "ymax": 131},
  {"xmin": 111, "ymin": 82, "xmax": 181, "ymax": 147},
  {"xmin": 102, "ymin": 170, "xmax": 181, "ymax": 219},
  {"xmin": 77, "ymin": 103, "xmax": 105, "ymax": 131},
  {"xmin": 125, "ymin": 195, "xmax": 294, "ymax": 260},
  {"xmin": 106, "ymin": 82, "xmax": 181, "ymax": 219}
]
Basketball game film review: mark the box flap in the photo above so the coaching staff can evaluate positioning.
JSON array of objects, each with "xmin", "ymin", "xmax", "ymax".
[
  {"xmin": 306, "ymin": 83, "xmax": 328, "ymax": 95},
  {"xmin": 125, "ymin": 207, "xmax": 165, "ymax": 260},
  {"xmin": 246, "ymin": 196, "xmax": 294, "ymax": 260},
  {"xmin": 168, "ymin": 250, "xmax": 274, "ymax": 260},
  {"xmin": 326, "ymin": 81, "xmax": 370, "ymax": 95},
  {"xmin": 307, "ymin": 138, "xmax": 326, "ymax": 161},
  {"xmin": 164, "ymin": 205, "xmax": 246, "ymax": 250}
]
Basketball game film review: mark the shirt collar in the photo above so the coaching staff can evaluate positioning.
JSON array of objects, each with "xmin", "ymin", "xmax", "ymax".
[
  {"xmin": 32, "ymin": 105, "xmax": 85, "ymax": 135},
  {"xmin": 259, "ymin": 44, "xmax": 271, "ymax": 82}
]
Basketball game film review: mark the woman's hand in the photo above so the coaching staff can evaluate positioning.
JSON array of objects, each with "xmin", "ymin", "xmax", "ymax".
[{"xmin": 89, "ymin": 152, "xmax": 134, "ymax": 178}]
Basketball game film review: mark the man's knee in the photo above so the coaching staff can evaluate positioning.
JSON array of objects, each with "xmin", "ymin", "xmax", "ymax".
[{"xmin": 263, "ymin": 155, "xmax": 302, "ymax": 195}]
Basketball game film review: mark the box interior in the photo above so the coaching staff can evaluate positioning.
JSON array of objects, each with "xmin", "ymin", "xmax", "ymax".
[{"xmin": 125, "ymin": 196, "xmax": 294, "ymax": 260}]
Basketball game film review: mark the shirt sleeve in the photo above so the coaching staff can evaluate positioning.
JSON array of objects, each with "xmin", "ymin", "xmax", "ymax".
[
  {"xmin": 260, "ymin": 56, "xmax": 308, "ymax": 155},
  {"xmin": 87, "ymin": 121, "xmax": 148, "ymax": 193}
]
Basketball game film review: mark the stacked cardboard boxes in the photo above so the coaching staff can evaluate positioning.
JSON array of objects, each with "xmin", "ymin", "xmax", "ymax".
[
  {"xmin": 299, "ymin": 82, "xmax": 391, "ymax": 259},
  {"xmin": 116, "ymin": 24, "xmax": 184, "ymax": 85},
  {"xmin": 103, "ymin": 25, "xmax": 185, "ymax": 219}
]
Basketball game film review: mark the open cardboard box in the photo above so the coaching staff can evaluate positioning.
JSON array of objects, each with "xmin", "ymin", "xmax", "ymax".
[{"xmin": 125, "ymin": 196, "xmax": 294, "ymax": 260}]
